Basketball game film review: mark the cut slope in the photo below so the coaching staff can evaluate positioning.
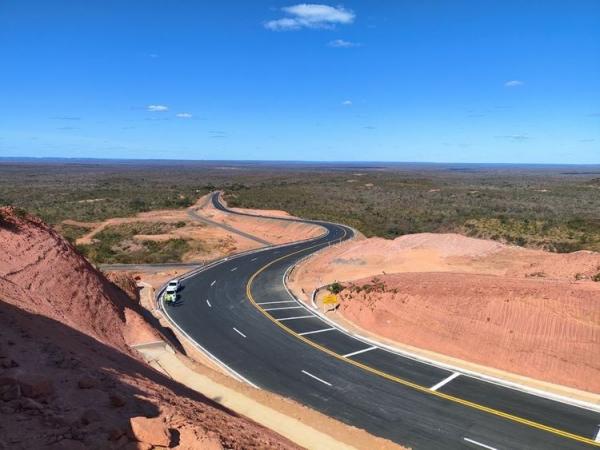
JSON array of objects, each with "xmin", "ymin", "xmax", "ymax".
[
  {"xmin": 0, "ymin": 207, "xmax": 144, "ymax": 350},
  {"xmin": 197, "ymin": 195, "xmax": 324, "ymax": 245},
  {"xmin": 0, "ymin": 207, "xmax": 298, "ymax": 449},
  {"xmin": 338, "ymin": 272, "xmax": 600, "ymax": 392},
  {"xmin": 289, "ymin": 232, "xmax": 600, "ymax": 393},
  {"xmin": 0, "ymin": 278, "xmax": 296, "ymax": 449}
]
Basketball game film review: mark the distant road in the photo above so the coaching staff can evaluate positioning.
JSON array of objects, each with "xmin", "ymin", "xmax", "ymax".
[
  {"xmin": 162, "ymin": 192, "xmax": 600, "ymax": 449},
  {"xmin": 187, "ymin": 193, "xmax": 272, "ymax": 246}
]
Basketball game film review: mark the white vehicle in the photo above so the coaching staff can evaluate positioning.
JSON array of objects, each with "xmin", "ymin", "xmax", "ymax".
[
  {"xmin": 167, "ymin": 279, "xmax": 180, "ymax": 292},
  {"xmin": 163, "ymin": 290, "xmax": 175, "ymax": 303}
]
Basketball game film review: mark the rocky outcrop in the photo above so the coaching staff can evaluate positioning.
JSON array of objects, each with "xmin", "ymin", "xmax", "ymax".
[{"xmin": 0, "ymin": 207, "xmax": 298, "ymax": 449}]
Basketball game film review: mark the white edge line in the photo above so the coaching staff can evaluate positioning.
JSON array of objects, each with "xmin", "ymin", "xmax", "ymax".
[
  {"xmin": 154, "ymin": 193, "xmax": 335, "ymax": 388},
  {"xmin": 206, "ymin": 299, "xmax": 212, "ymax": 307},
  {"xmin": 277, "ymin": 315, "xmax": 314, "ymax": 322},
  {"xmin": 298, "ymin": 327, "xmax": 336, "ymax": 336},
  {"xmin": 430, "ymin": 372, "xmax": 461, "ymax": 391},
  {"xmin": 257, "ymin": 300, "xmax": 296, "ymax": 305},
  {"xmin": 159, "ymin": 297, "xmax": 258, "ymax": 388},
  {"xmin": 167, "ymin": 198, "xmax": 600, "ymax": 415},
  {"xmin": 301, "ymin": 370, "xmax": 332, "ymax": 386},
  {"xmin": 343, "ymin": 346, "xmax": 378, "ymax": 358},
  {"xmin": 233, "ymin": 327, "xmax": 247, "ymax": 338},
  {"xmin": 281, "ymin": 264, "xmax": 600, "ymax": 414},
  {"xmin": 463, "ymin": 437, "xmax": 498, "ymax": 450},
  {"xmin": 263, "ymin": 306, "xmax": 304, "ymax": 311}
]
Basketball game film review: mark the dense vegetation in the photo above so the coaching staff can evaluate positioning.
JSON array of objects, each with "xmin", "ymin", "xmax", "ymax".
[
  {"xmin": 224, "ymin": 168, "xmax": 600, "ymax": 253},
  {"xmin": 1, "ymin": 161, "xmax": 600, "ymax": 255}
]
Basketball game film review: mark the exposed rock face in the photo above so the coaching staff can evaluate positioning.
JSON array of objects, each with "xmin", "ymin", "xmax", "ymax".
[
  {"xmin": 130, "ymin": 416, "xmax": 171, "ymax": 447},
  {"xmin": 105, "ymin": 271, "xmax": 141, "ymax": 304},
  {"xmin": 339, "ymin": 272, "xmax": 600, "ymax": 392},
  {"xmin": 0, "ymin": 207, "xmax": 298, "ymax": 449},
  {"xmin": 0, "ymin": 206, "xmax": 143, "ymax": 351}
]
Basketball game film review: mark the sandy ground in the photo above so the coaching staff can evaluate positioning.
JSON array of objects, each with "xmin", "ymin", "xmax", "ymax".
[
  {"xmin": 68, "ymin": 193, "xmax": 324, "ymax": 263},
  {"xmin": 289, "ymin": 232, "xmax": 600, "ymax": 393},
  {"xmin": 196, "ymin": 194, "xmax": 324, "ymax": 245},
  {"xmin": 0, "ymin": 206, "xmax": 298, "ymax": 449},
  {"xmin": 67, "ymin": 205, "xmax": 261, "ymax": 263},
  {"xmin": 133, "ymin": 270, "xmax": 402, "ymax": 450},
  {"xmin": 229, "ymin": 206, "xmax": 293, "ymax": 218}
]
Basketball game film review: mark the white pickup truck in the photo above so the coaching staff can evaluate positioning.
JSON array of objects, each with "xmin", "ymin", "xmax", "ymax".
[{"xmin": 163, "ymin": 279, "xmax": 180, "ymax": 303}]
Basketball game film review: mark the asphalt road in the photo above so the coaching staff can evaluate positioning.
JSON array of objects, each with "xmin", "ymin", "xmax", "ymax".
[{"xmin": 163, "ymin": 192, "xmax": 600, "ymax": 450}]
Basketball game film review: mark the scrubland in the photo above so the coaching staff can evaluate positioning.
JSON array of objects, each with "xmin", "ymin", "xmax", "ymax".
[{"xmin": 1, "ymin": 161, "xmax": 599, "ymax": 264}]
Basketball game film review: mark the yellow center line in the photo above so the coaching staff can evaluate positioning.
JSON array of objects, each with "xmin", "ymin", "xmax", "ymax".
[{"xmin": 245, "ymin": 229, "xmax": 600, "ymax": 448}]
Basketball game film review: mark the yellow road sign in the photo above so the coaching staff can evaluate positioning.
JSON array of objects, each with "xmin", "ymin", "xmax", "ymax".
[{"xmin": 323, "ymin": 293, "xmax": 338, "ymax": 305}]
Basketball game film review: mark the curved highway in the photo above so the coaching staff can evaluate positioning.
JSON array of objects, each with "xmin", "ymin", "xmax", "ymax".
[{"xmin": 163, "ymin": 192, "xmax": 600, "ymax": 449}]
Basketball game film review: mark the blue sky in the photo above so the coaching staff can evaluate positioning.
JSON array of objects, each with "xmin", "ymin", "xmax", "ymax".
[{"xmin": 1, "ymin": 1, "xmax": 599, "ymax": 163}]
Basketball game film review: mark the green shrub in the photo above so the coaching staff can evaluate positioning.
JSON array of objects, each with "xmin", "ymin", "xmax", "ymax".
[{"xmin": 328, "ymin": 282, "xmax": 343, "ymax": 294}]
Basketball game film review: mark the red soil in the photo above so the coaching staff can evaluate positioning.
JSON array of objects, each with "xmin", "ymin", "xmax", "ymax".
[
  {"xmin": 290, "ymin": 232, "xmax": 600, "ymax": 393},
  {"xmin": 0, "ymin": 207, "xmax": 297, "ymax": 449},
  {"xmin": 339, "ymin": 273, "xmax": 600, "ymax": 393},
  {"xmin": 198, "ymin": 196, "xmax": 324, "ymax": 245}
]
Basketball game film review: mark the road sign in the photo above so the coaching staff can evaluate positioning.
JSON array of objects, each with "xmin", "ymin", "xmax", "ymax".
[{"xmin": 323, "ymin": 293, "xmax": 338, "ymax": 305}]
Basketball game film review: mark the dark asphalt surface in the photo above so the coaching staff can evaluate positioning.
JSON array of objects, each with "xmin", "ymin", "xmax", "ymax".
[{"xmin": 163, "ymin": 192, "xmax": 600, "ymax": 450}]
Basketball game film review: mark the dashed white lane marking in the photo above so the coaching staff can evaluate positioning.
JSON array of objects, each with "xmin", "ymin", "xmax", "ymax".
[
  {"xmin": 595, "ymin": 426, "xmax": 600, "ymax": 443},
  {"xmin": 257, "ymin": 300, "xmax": 295, "ymax": 305},
  {"xmin": 277, "ymin": 315, "xmax": 314, "ymax": 322},
  {"xmin": 463, "ymin": 437, "xmax": 498, "ymax": 449},
  {"xmin": 230, "ymin": 267, "xmax": 237, "ymax": 271},
  {"xmin": 299, "ymin": 327, "xmax": 336, "ymax": 336},
  {"xmin": 210, "ymin": 280, "xmax": 216, "ymax": 286},
  {"xmin": 430, "ymin": 372, "xmax": 461, "ymax": 391},
  {"xmin": 263, "ymin": 306, "xmax": 304, "ymax": 312},
  {"xmin": 343, "ymin": 346, "xmax": 378, "ymax": 358},
  {"xmin": 206, "ymin": 299, "xmax": 212, "ymax": 307},
  {"xmin": 251, "ymin": 257, "xmax": 258, "ymax": 261},
  {"xmin": 301, "ymin": 370, "xmax": 332, "ymax": 387},
  {"xmin": 233, "ymin": 327, "xmax": 246, "ymax": 338}
]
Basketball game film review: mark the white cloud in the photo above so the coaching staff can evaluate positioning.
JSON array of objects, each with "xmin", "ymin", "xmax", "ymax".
[
  {"xmin": 265, "ymin": 4, "xmax": 355, "ymax": 31},
  {"xmin": 176, "ymin": 112, "xmax": 193, "ymax": 119},
  {"xmin": 495, "ymin": 134, "xmax": 530, "ymax": 141},
  {"xmin": 328, "ymin": 39, "xmax": 360, "ymax": 48},
  {"xmin": 265, "ymin": 17, "xmax": 302, "ymax": 31},
  {"xmin": 342, "ymin": 100, "xmax": 352, "ymax": 106},
  {"xmin": 504, "ymin": 80, "xmax": 524, "ymax": 87},
  {"xmin": 147, "ymin": 104, "xmax": 168, "ymax": 112}
]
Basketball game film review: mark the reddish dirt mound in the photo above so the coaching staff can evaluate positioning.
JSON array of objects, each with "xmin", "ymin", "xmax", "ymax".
[
  {"xmin": 0, "ymin": 207, "xmax": 297, "ymax": 449},
  {"xmin": 0, "ymin": 207, "xmax": 147, "ymax": 351},
  {"xmin": 338, "ymin": 272, "xmax": 600, "ymax": 393},
  {"xmin": 290, "ymin": 232, "xmax": 600, "ymax": 393},
  {"xmin": 198, "ymin": 196, "xmax": 324, "ymax": 245},
  {"xmin": 104, "ymin": 271, "xmax": 140, "ymax": 304}
]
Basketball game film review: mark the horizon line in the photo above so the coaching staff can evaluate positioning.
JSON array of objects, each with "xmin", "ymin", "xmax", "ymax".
[{"xmin": 1, "ymin": 156, "xmax": 599, "ymax": 167}]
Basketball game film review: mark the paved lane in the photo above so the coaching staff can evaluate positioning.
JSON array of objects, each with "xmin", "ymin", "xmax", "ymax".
[{"xmin": 162, "ymin": 193, "xmax": 600, "ymax": 449}]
